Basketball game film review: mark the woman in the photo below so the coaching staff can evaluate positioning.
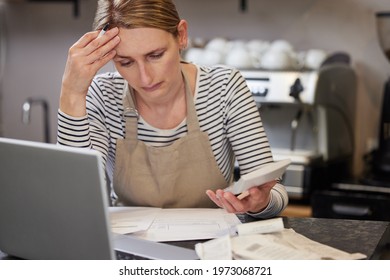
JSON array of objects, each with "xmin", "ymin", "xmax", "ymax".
[{"xmin": 58, "ymin": 0, "xmax": 288, "ymax": 218}]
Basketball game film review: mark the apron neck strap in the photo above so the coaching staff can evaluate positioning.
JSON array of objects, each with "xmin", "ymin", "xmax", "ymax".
[
  {"xmin": 182, "ymin": 70, "xmax": 200, "ymax": 133},
  {"xmin": 122, "ymin": 84, "xmax": 139, "ymax": 141}
]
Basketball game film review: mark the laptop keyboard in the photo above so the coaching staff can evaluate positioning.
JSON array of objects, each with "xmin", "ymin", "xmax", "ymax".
[
  {"xmin": 115, "ymin": 250, "xmax": 150, "ymax": 260},
  {"xmin": 112, "ymin": 233, "xmax": 198, "ymax": 260}
]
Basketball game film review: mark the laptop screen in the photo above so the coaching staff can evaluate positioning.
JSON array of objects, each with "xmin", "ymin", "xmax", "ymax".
[
  {"xmin": 0, "ymin": 137, "xmax": 198, "ymax": 260},
  {"xmin": 0, "ymin": 138, "xmax": 115, "ymax": 259}
]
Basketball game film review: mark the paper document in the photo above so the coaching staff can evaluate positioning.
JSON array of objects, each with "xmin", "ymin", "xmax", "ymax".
[
  {"xmin": 109, "ymin": 207, "xmax": 160, "ymax": 234},
  {"xmin": 195, "ymin": 235, "xmax": 232, "ymax": 260},
  {"xmin": 224, "ymin": 159, "xmax": 291, "ymax": 199},
  {"xmin": 133, "ymin": 208, "xmax": 241, "ymax": 242},
  {"xmin": 232, "ymin": 233, "xmax": 320, "ymax": 260},
  {"xmin": 232, "ymin": 229, "xmax": 366, "ymax": 260},
  {"xmin": 236, "ymin": 217, "xmax": 284, "ymax": 235},
  {"xmin": 109, "ymin": 207, "xmax": 241, "ymax": 242},
  {"xmin": 195, "ymin": 219, "xmax": 366, "ymax": 260}
]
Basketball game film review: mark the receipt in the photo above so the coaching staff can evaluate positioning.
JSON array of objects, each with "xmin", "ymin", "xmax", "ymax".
[
  {"xmin": 236, "ymin": 217, "xmax": 284, "ymax": 235},
  {"xmin": 195, "ymin": 235, "xmax": 232, "ymax": 260}
]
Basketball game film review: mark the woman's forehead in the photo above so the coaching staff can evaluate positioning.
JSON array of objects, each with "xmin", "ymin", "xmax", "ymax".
[{"xmin": 115, "ymin": 27, "xmax": 176, "ymax": 56}]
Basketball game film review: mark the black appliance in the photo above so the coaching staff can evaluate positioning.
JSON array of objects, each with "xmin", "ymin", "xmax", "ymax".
[
  {"xmin": 361, "ymin": 78, "xmax": 390, "ymax": 186},
  {"xmin": 312, "ymin": 12, "xmax": 390, "ymax": 221}
]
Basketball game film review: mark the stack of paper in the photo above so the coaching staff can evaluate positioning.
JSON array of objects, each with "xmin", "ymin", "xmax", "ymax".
[
  {"xmin": 109, "ymin": 207, "xmax": 241, "ymax": 242},
  {"xmin": 195, "ymin": 218, "xmax": 367, "ymax": 260}
]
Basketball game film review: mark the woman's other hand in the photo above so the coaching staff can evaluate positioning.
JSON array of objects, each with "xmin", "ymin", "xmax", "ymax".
[{"xmin": 206, "ymin": 180, "xmax": 276, "ymax": 214}]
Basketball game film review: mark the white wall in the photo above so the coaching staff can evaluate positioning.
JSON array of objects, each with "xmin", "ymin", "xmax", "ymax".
[
  {"xmin": 0, "ymin": 0, "xmax": 97, "ymax": 144},
  {"xmin": 1, "ymin": 0, "xmax": 390, "ymax": 176}
]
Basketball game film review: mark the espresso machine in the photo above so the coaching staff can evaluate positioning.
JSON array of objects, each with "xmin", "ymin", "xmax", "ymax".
[
  {"xmin": 362, "ymin": 12, "xmax": 390, "ymax": 186},
  {"xmin": 320, "ymin": 75, "xmax": 390, "ymax": 221},
  {"xmin": 308, "ymin": 12, "xmax": 390, "ymax": 221},
  {"xmin": 241, "ymin": 63, "xmax": 356, "ymax": 201}
]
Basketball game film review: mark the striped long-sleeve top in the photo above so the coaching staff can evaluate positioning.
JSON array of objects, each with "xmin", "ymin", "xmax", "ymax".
[{"xmin": 57, "ymin": 64, "xmax": 288, "ymax": 218}]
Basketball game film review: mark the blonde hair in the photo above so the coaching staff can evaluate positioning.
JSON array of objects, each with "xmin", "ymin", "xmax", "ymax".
[{"xmin": 93, "ymin": 0, "xmax": 181, "ymax": 37}]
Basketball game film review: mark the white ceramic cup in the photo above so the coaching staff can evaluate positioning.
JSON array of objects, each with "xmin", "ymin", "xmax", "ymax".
[
  {"xmin": 304, "ymin": 49, "xmax": 327, "ymax": 69},
  {"xmin": 225, "ymin": 48, "xmax": 253, "ymax": 69},
  {"xmin": 205, "ymin": 37, "xmax": 228, "ymax": 54},
  {"xmin": 184, "ymin": 47, "xmax": 204, "ymax": 64},
  {"xmin": 201, "ymin": 49, "xmax": 224, "ymax": 65},
  {"xmin": 260, "ymin": 48, "xmax": 293, "ymax": 70}
]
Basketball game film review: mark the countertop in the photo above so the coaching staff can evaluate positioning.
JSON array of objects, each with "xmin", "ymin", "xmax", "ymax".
[
  {"xmin": 283, "ymin": 217, "xmax": 389, "ymax": 259},
  {"xmin": 1, "ymin": 216, "xmax": 389, "ymax": 260},
  {"xmin": 168, "ymin": 216, "xmax": 390, "ymax": 260}
]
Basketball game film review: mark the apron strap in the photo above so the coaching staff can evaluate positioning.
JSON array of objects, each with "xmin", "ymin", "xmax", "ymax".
[
  {"xmin": 122, "ymin": 83, "xmax": 139, "ymax": 141},
  {"xmin": 182, "ymin": 71, "xmax": 200, "ymax": 134}
]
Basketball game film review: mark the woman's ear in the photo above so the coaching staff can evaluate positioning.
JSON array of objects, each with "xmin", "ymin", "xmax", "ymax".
[{"xmin": 177, "ymin": 19, "xmax": 188, "ymax": 50}]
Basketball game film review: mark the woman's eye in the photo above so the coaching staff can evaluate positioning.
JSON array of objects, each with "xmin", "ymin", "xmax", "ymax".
[
  {"xmin": 120, "ymin": 60, "xmax": 134, "ymax": 67},
  {"xmin": 149, "ymin": 52, "xmax": 164, "ymax": 60}
]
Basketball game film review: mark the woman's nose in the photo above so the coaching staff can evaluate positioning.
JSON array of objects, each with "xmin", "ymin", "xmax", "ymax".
[{"xmin": 137, "ymin": 63, "xmax": 153, "ymax": 86}]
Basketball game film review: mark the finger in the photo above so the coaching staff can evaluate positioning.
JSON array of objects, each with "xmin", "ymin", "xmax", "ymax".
[
  {"xmin": 220, "ymin": 201, "xmax": 236, "ymax": 213},
  {"xmin": 212, "ymin": 189, "xmax": 233, "ymax": 211},
  {"xmin": 215, "ymin": 191, "xmax": 239, "ymax": 213},
  {"xmin": 84, "ymin": 27, "xmax": 119, "ymax": 55},
  {"xmin": 92, "ymin": 49, "xmax": 117, "ymax": 70},
  {"xmin": 222, "ymin": 192, "xmax": 246, "ymax": 213},
  {"xmin": 70, "ymin": 28, "xmax": 119, "ymax": 67},
  {"xmin": 84, "ymin": 35, "xmax": 120, "ymax": 65},
  {"xmin": 205, "ymin": 190, "xmax": 223, "ymax": 208},
  {"xmin": 76, "ymin": 26, "xmax": 117, "ymax": 49},
  {"xmin": 73, "ymin": 30, "xmax": 100, "ymax": 49}
]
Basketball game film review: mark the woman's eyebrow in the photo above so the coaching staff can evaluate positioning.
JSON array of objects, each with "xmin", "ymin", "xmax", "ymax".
[
  {"xmin": 115, "ymin": 48, "xmax": 166, "ymax": 59},
  {"xmin": 114, "ymin": 54, "xmax": 132, "ymax": 59}
]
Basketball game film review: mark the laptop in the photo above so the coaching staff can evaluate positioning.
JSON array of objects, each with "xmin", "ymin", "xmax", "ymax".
[{"xmin": 0, "ymin": 137, "xmax": 198, "ymax": 260}]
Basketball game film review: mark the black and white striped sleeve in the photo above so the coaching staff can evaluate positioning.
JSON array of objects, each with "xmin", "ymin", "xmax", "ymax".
[
  {"xmin": 224, "ymin": 69, "xmax": 274, "ymax": 174},
  {"xmin": 222, "ymin": 68, "xmax": 288, "ymax": 217},
  {"xmin": 57, "ymin": 111, "xmax": 92, "ymax": 148}
]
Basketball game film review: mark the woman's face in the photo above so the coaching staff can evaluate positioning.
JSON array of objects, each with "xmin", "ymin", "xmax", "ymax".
[{"xmin": 113, "ymin": 21, "xmax": 187, "ymax": 102}]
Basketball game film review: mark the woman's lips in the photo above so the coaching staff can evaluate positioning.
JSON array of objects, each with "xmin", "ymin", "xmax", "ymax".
[{"xmin": 142, "ymin": 82, "xmax": 163, "ymax": 92}]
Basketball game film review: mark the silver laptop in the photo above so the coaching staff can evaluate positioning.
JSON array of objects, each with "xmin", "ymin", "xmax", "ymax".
[{"xmin": 0, "ymin": 137, "xmax": 198, "ymax": 260}]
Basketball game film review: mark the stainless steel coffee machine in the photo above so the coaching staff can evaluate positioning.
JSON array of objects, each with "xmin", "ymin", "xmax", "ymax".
[{"xmin": 241, "ymin": 64, "xmax": 357, "ymax": 200}]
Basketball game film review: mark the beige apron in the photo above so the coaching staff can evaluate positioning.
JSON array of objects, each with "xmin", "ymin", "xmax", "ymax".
[{"xmin": 113, "ymin": 72, "xmax": 231, "ymax": 208}]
